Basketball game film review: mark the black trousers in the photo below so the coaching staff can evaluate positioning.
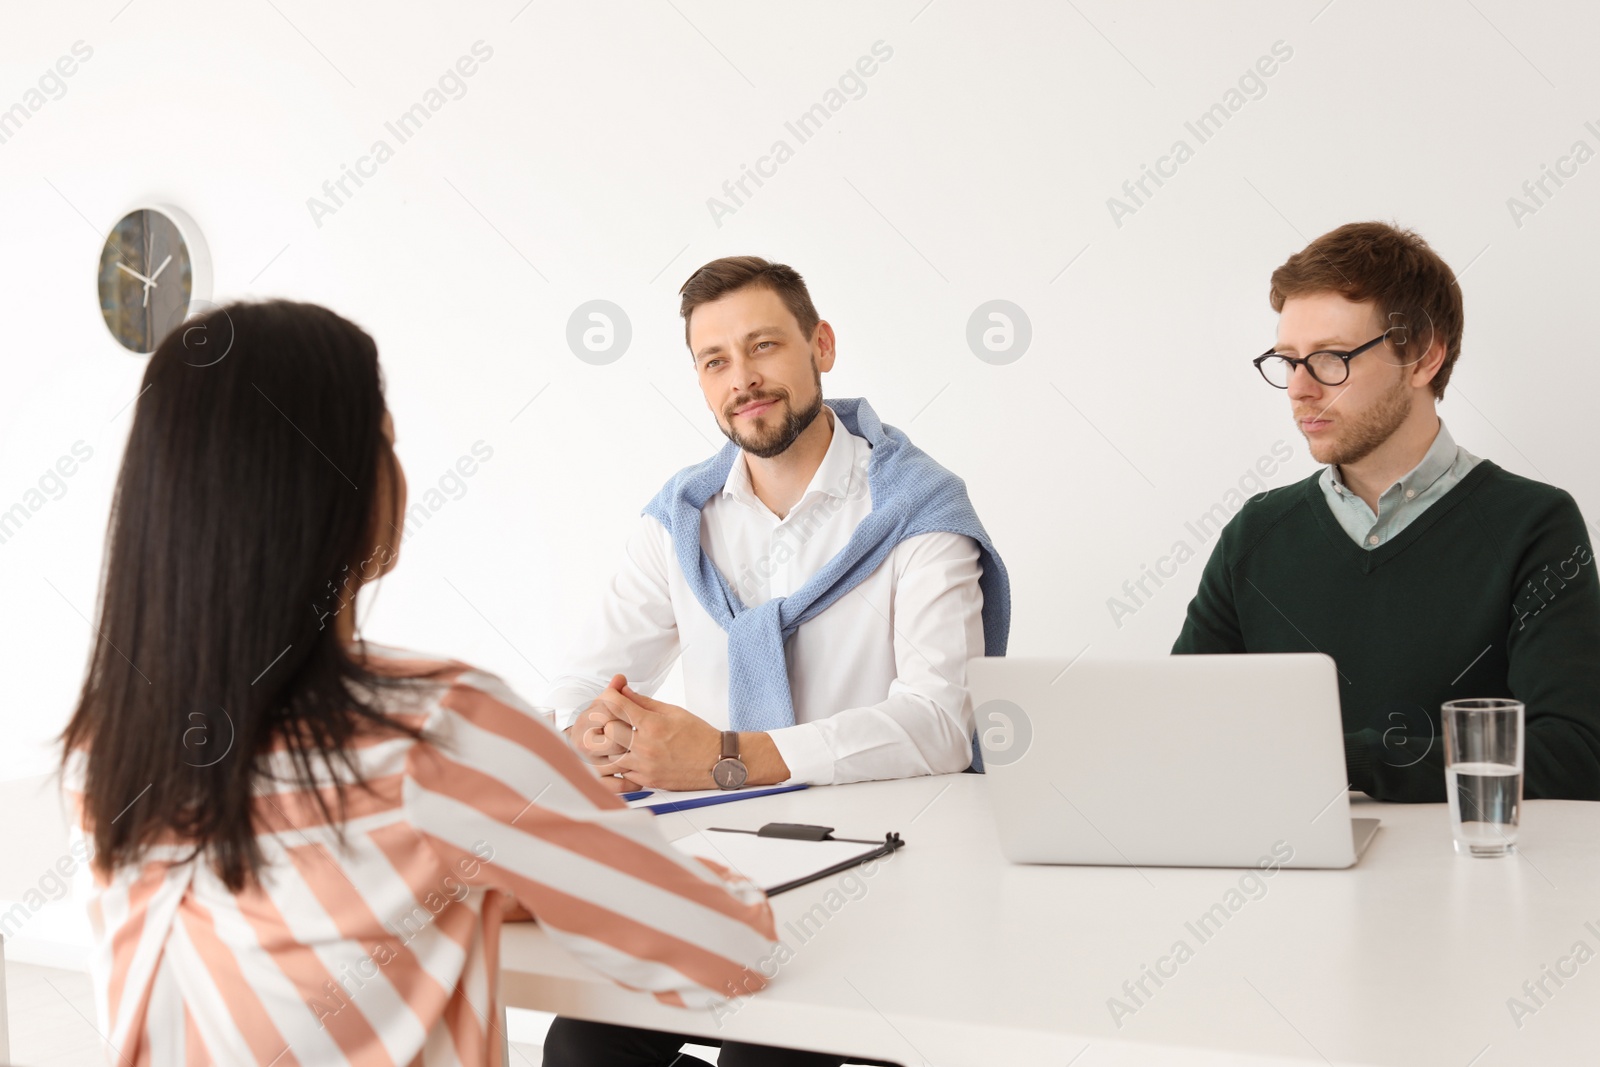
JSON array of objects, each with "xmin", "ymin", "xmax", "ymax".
[{"xmin": 541, "ymin": 1016, "xmax": 903, "ymax": 1067}]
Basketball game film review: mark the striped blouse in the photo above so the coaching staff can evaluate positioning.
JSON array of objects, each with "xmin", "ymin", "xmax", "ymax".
[{"xmin": 66, "ymin": 646, "xmax": 778, "ymax": 1066}]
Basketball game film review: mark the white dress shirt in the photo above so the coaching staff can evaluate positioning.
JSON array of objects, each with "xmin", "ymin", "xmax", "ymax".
[{"xmin": 547, "ymin": 409, "xmax": 987, "ymax": 786}]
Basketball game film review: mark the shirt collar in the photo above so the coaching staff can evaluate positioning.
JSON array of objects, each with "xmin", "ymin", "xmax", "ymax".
[
  {"xmin": 721, "ymin": 406, "xmax": 857, "ymax": 510},
  {"xmin": 1328, "ymin": 419, "xmax": 1460, "ymax": 500}
]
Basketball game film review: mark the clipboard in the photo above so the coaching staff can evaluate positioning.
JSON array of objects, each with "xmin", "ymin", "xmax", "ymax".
[{"xmin": 672, "ymin": 822, "xmax": 905, "ymax": 896}]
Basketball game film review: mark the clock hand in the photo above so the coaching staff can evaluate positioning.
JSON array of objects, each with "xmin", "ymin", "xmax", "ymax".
[
  {"xmin": 147, "ymin": 254, "xmax": 172, "ymax": 283},
  {"xmin": 116, "ymin": 262, "xmax": 156, "ymax": 286}
]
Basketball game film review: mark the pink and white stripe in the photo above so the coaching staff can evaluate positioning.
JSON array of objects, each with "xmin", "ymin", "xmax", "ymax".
[{"xmin": 66, "ymin": 645, "xmax": 778, "ymax": 1065}]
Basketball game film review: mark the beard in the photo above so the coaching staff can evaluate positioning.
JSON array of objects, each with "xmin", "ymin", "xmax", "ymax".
[
  {"xmin": 718, "ymin": 368, "xmax": 825, "ymax": 459},
  {"xmin": 1301, "ymin": 369, "xmax": 1413, "ymax": 467}
]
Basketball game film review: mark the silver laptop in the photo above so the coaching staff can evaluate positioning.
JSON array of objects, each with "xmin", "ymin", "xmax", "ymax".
[{"xmin": 967, "ymin": 653, "xmax": 1380, "ymax": 869}]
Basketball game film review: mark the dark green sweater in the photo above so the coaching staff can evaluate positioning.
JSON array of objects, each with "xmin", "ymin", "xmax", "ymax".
[{"xmin": 1172, "ymin": 461, "xmax": 1600, "ymax": 802}]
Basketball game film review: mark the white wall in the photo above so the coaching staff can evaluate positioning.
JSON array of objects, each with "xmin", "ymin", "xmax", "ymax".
[{"xmin": 3, "ymin": 0, "xmax": 1597, "ymax": 951}]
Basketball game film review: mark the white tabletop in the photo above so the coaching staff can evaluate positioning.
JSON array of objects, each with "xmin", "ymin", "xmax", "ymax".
[{"xmin": 500, "ymin": 774, "xmax": 1600, "ymax": 1066}]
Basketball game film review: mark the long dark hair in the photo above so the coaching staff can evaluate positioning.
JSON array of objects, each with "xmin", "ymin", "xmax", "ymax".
[{"xmin": 63, "ymin": 299, "xmax": 424, "ymax": 890}]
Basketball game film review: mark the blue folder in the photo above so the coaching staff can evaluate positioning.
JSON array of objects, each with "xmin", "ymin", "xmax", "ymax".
[{"xmin": 634, "ymin": 783, "xmax": 809, "ymax": 815}]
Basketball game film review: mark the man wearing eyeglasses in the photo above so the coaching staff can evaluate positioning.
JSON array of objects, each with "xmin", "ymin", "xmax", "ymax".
[{"xmin": 1173, "ymin": 221, "xmax": 1600, "ymax": 802}]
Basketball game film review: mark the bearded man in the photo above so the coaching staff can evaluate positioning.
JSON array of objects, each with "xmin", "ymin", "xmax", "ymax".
[{"xmin": 1173, "ymin": 221, "xmax": 1600, "ymax": 803}]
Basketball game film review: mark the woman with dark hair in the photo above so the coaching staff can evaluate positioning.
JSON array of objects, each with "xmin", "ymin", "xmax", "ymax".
[{"xmin": 60, "ymin": 300, "xmax": 776, "ymax": 1065}]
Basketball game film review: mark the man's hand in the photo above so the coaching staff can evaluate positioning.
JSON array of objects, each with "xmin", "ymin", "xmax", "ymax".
[
  {"xmin": 596, "ymin": 685, "xmax": 723, "ymax": 791},
  {"xmin": 566, "ymin": 675, "xmax": 636, "ymax": 784},
  {"xmin": 601, "ymin": 684, "xmax": 792, "ymax": 790}
]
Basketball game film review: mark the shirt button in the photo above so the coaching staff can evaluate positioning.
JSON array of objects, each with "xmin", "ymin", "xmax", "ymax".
[
  {"xmin": 1405, "ymin": 489, "xmax": 1416, "ymax": 500},
  {"xmin": 1368, "ymin": 534, "xmax": 1380, "ymax": 546}
]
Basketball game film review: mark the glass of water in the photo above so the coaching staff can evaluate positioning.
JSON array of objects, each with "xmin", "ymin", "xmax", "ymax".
[{"xmin": 1442, "ymin": 698, "xmax": 1524, "ymax": 857}]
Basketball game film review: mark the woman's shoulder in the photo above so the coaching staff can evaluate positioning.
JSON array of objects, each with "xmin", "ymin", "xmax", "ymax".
[
  {"xmin": 358, "ymin": 641, "xmax": 472, "ymax": 680},
  {"xmin": 355, "ymin": 642, "xmax": 544, "ymax": 725}
]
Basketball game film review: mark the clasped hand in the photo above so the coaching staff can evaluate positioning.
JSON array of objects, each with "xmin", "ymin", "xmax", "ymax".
[{"xmin": 568, "ymin": 674, "xmax": 722, "ymax": 792}]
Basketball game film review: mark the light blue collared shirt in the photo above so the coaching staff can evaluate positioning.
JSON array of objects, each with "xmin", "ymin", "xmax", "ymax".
[{"xmin": 1319, "ymin": 420, "xmax": 1482, "ymax": 549}]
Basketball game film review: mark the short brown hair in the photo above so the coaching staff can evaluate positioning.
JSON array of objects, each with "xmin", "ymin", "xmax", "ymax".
[
  {"xmin": 1269, "ymin": 222, "xmax": 1464, "ymax": 399},
  {"xmin": 679, "ymin": 256, "xmax": 820, "ymax": 352}
]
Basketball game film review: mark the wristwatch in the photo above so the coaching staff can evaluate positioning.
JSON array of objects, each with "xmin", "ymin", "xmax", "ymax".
[{"xmin": 712, "ymin": 730, "xmax": 748, "ymax": 790}]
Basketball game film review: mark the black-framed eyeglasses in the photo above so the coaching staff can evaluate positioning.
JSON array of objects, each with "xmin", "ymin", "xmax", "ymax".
[{"xmin": 1252, "ymin": 331, "xmax": 1391, "ymax": 388}]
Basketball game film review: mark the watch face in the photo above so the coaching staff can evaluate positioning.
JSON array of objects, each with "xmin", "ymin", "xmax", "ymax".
[
  {"xmin": 713, "ymin": 758, "xmax": 748, "ymax": 790},
  {"xmin": 98, "ymin": 208, "xmax": 194, "ymax": 354}
]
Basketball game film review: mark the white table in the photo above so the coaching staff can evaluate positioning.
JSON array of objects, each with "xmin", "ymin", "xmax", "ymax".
[{"xmin": 500, "ymin": 775, "xmax": 1600, "ymax": 1066}]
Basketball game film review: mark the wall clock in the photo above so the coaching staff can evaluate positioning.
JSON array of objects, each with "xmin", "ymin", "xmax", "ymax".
[{"xmin": 96, "ymin": 206, "xmax": 211, "ymax": 354}]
